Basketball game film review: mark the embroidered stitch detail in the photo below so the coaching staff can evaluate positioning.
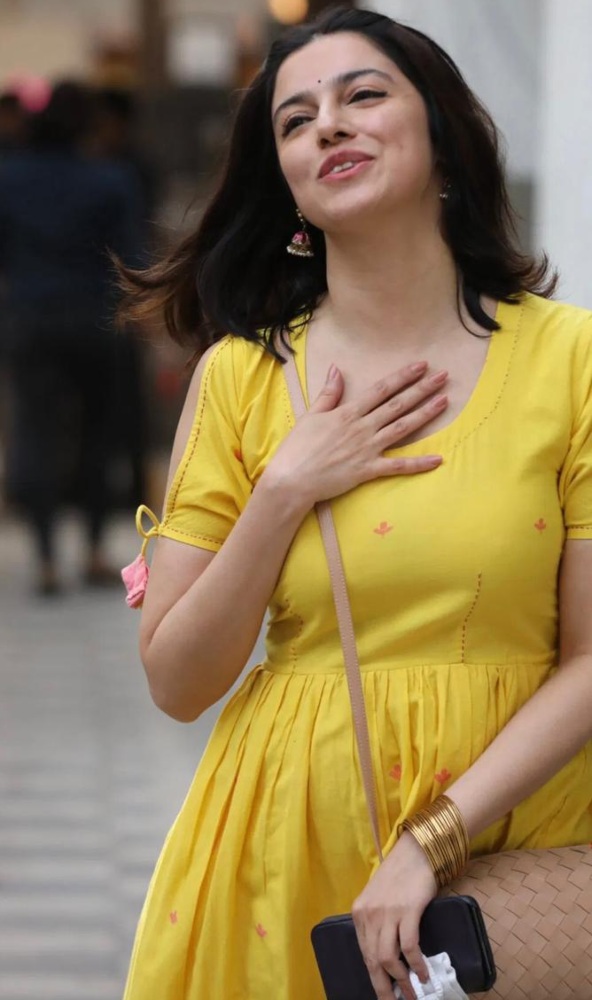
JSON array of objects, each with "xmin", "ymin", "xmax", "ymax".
[
  {"xmin": 282, "ymin": 596, "xmax": 304, "ymax": 669},
  {"xmin": 389, "ymin": 764, "xmax": 402, "ymax": 781},
  {"xmin": 255, "ymin": 924, "xmax": 268, "ymax": 938},
  {"xmin": 164, "ymin": 338, "xmax": 233, "ymax": 518},
  {"xmin": 170, "ymin": 912, "xmax": 178, "ymax": 924},
  {"xmin": 460, "ymin": 572, "xmax": 483, "ymax": 663},
  {"xmin": 160, "ymin": 527, "xmax": 224, "ymax": 545},
  {"xmin": 435, "ymin": 769, "xmax": 452, "ymax": 785},
  {"xmin": 374, "ymin": 521, "xmax": 393, "ymax": 536},
  {"xmin": 446, "ymin": 302, "xmax": 523, "ymax": 456},
  {"xmin": 534, "ymin": 518, "xmax": 547, "ymax": 532}
]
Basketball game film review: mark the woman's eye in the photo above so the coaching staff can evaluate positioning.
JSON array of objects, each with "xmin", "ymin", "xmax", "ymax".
[
  {"xmin": 349, "ymin": 89, "xmax": 387, "ymax": 103},
  {"xmin": 281, "ymin": 114, "xmax": 311, "ymax": 136}
]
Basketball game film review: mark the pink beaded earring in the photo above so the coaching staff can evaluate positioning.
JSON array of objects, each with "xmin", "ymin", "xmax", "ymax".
[{"xmin": 286, "ymin": 209, "xmax": 314, "ymax": 258}]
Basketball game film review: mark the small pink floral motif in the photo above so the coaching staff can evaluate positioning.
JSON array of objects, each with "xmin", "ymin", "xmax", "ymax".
[
  {"xmin": 389, "ymin": 764, "xmax": 402, "ymax": 781},
  {"xmin": 255, "ymin": 923, "xmax": 267, "ymax": 938},
  {"xmin": 374, "ymin": 522, "xmax": 393, "ymax": 537},
  {"xmin": 121, "ymin": 553, "xmax": 149, "ymax": 609},
  {"xmin": 534, "ymin": 518, "xmax": 547, "ymax": 533},
  {"xmin": 435, "ymin": 769, "xmax": 452, "ymax": 785},
  {"xmin": 170, "ymin": 911, "xmax": 178, "ymax": 925}
]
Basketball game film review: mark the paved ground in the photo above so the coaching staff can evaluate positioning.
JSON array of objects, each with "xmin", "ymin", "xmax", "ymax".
[{"xmin": 0, "ymin": 509, "xmax": 264, "ymax": 1000}]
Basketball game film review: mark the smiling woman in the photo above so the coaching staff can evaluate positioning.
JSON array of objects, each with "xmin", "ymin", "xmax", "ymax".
[{"xmin": 117, "ymin": 7, "xmax": 592, "ymax": 1000}]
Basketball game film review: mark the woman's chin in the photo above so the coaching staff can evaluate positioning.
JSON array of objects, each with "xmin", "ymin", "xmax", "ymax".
[{"xmin": 319, "ymin": 198, "xmax": 393, "ymax": 236}]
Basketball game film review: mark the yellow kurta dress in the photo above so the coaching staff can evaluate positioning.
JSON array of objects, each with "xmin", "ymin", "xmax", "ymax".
[{"xmin": 123, "ymin": 293, "xmax": 592, "ymax": 1000}]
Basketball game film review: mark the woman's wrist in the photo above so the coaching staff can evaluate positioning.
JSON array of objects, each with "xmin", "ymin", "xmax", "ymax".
[
  {"xmin": 257, "ymin": 466, "xmax": 316, "ymax": 520},
  {"xmin": 399, "ymin": 795, "xmax": 470, "ymax": 888}
]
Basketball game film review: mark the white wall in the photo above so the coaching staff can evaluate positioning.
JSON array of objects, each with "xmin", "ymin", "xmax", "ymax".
[
  {"xmin": 536, "ymin": 0, "xmax": 592, "ymax": 308},
  {"xmin": 364, "ymin": 0, "xmax": 541, "ymax": 180}
]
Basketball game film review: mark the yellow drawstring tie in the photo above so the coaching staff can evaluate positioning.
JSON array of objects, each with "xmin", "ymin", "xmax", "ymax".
[{"xmin": 135, "ymin": 505, "xmax": 161, "ymax": 558}]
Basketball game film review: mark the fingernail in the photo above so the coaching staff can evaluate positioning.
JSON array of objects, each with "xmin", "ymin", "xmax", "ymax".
[
  {"xmin": 426, "ymin": 455, "xmax": 442, "ymax": 467},
  {"xmin": 432, "ymin": 394, "xmax": 447, "ymax": 406},
  {"xmin": 411, "ymin": 362, "xmax": 427, "ymax": 374},
  {"xmin": 327, "ymin": 363, "xmax": 338, "ymax": 381}
]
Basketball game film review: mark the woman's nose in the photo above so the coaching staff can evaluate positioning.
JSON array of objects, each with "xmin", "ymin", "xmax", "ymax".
[{"xmin": 315, "ymin": 102, "xmax": 354, "ymax": 147}]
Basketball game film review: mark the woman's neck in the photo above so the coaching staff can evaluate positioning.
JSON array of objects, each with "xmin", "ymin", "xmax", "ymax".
[{"xmin": 319, "ymin": 214, "xmax": 463, "ymax": 352}]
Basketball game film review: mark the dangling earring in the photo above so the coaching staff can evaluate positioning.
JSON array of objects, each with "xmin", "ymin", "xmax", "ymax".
[
  {"xmin": 286, "ymin": 209, "xmax": 314, "ymax": 258},
  {"xmin": 439, "ymin": 181, "xmax": 451, "ymax": 201}
]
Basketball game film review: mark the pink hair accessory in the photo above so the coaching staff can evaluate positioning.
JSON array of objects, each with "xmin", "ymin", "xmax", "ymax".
[{"xmin": 121, "ymin": 505, "xmax": 161, "ymax": 609}]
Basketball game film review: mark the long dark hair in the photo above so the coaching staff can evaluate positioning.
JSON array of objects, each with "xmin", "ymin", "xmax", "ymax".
[{"xmin": 118, "ymin": 6, "xmax": 556, "ymax": 360}]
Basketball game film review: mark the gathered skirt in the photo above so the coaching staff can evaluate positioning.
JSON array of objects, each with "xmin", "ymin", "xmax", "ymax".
[{"xmin": 122, "ymin": 660, "xmax": 592, "ymax": 1000}]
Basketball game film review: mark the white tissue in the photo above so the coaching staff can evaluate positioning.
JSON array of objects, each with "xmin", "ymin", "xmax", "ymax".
[{"xmin": 393, "ymin": 952, "xmax": 468, "ymax": 1000}]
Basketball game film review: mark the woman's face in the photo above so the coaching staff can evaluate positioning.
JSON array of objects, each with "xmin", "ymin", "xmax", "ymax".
[{"xmin": 272, "ymin": 32, "xmax": 439, "ymax": 232}]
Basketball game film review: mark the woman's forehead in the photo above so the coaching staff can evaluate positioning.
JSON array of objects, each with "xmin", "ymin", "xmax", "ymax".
[{"xmin": 272, "ymin": 32, "xmax": 397, "ymax": 106}]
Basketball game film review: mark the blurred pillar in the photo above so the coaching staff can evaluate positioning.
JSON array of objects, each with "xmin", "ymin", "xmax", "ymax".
[
  {"xmin": 138, "ymin": 0, "xmax": 168, "ymax": 91},
  {"xmin": 536, "ymin": 0, "xmax": 592, "ymax": 307}
]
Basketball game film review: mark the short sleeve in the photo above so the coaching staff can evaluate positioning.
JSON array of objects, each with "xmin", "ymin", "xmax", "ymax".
[
  {"xmin": 159, "ymin": 337, "xmax": 252, "ymax": 552},
  {"xmin": 559, "ymin": 316, "xmax": 592, "ymax": 539}
]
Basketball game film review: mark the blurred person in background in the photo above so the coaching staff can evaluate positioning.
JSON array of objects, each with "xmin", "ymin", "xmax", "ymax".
[
  {"xmin": 0, "ymin": 80, "xmax": 143, "ymax": 595},
  {"xmin": 93, "ymin": 86, "xmax": 159, "ymax": 226},
  {"xmin": 0, "ymin": 91, "xmax": 28, "ymax": 156},
  {"xmin": 91, "ymin": 85, "xmax": 158, "ymax": 511}
]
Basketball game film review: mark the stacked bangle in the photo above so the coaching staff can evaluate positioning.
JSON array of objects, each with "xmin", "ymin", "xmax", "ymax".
[{"xmin": 399, "ymin": 795, "xmax": 470, "ymax": 888}]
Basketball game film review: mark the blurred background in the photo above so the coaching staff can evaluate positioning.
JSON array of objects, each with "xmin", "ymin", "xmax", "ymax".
[{"xmin": 0, "ymin": 1, "xmax": 590, "ymax": 998}]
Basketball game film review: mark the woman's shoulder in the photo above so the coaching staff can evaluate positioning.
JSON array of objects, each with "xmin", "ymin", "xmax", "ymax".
[
  {"xmin": 518, "ymin": 292, "xmax": 592, "ymax": 351},
  {"xmin": 514, "ymin": 294, "xmax": 592, "ymax": 408},
  {"xmin": 203, "ymin": 329, "xmax": 295, "ymax": 399}
]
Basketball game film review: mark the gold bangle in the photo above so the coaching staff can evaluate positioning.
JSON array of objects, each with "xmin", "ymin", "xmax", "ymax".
[{"xmin": 399, "ymin": 795, "xmax": 470, "ymax": 888}]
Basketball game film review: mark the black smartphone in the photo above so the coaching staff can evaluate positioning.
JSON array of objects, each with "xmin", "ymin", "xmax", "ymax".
[{"xmin": 311, "ymin": 894, "xmax": 496, "ymax": 1000}]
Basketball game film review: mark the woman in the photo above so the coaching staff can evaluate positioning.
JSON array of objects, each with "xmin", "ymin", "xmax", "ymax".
[{"xmin": 119, "ymin": 8, "xmax": 592, "ymax": 1000}]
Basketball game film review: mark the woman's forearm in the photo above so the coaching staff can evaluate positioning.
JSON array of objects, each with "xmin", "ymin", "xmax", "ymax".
[
  {"xmin": 144, "ymin": 473, "xmax": 312, "ymax": 721},
  {"xmin": 446, "ymin": 655, "xmax": 592, "ymax": 840}
]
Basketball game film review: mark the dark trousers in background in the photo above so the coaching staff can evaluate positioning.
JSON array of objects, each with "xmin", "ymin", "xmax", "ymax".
[{"xmin": 5, "ymin": 329, "xmax": 117, "ymax": 566}]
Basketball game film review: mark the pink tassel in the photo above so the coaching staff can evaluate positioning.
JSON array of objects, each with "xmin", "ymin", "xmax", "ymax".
[{"xmin": 121, "ymin": 553, "xmax": 150, "ymax": 609}]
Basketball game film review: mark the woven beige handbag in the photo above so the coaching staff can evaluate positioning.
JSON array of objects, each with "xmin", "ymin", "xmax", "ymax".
[
  {"xmin": 283, "ymin": 349, "xmax": 592, "ymax": 999},
  {"xmin": 443, "ymin": 847, "xmax": 592, "ymax": 999}
]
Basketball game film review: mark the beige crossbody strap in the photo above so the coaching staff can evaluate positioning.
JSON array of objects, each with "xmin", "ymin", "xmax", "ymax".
[{"xmin": 282, "ymin": 347, "xmax": 384, "ymax": 863}]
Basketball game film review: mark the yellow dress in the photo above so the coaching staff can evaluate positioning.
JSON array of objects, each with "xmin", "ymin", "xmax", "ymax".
[{"xmin": 123, "ymin": 293, "xmax": 592, "ymax": 1000}]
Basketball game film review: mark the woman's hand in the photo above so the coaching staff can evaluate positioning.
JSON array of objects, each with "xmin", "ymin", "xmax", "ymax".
[
  {"xmin": 263, "ymin": 362, "xmax": 448, "ymax": 510},
  {"xmin": 352, "ymin": 832, "xmax": 438, "ymax": 1000}
]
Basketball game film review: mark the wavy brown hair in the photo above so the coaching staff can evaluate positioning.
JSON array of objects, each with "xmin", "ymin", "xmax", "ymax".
[{"xmin": 117, "ymin": 6, "xmax": 556, "ymax": 360}]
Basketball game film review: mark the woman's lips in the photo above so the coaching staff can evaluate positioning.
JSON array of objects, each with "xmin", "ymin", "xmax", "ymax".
[{"xmin": 319, "ymin": 159, "xmax": 373, "ymax": 182}]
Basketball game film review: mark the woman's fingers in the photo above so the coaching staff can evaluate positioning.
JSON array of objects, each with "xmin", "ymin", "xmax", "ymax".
[
  {"xmin": 376, "ymin": 393, "xmax": 448, "ymax": 450},
  {"xmin": 372, "ymin": 454, "xmax": 442, "ymax": 479},
  {"xmin": 355, "ymin": 918, "xmax": 399, "ymax": 1000},
  {"xmin": 307, "ymin": 364, "xmax": 345, "ymax": 413},
  {"xmin": 369, "ymin": 369, "xmax": 449, "ymax": 431},
  {"xmin": 363, "ymin": 923, "xmax": 418, "ymax": 1000},
  {"xmin": 399, "ymin": 913, "xmax": 430, "ymax": 986},
  {"xmin": 366, "ymin": 960, "xmax": 400, "ymax": 1000},
  {"xmin": 349, "ymin": 363, "xmax": 430, "ymax": 419}
]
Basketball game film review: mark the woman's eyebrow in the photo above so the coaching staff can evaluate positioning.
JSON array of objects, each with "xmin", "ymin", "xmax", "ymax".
[{"xmin": 272, "ymin": 68, "xmax": 394, "ymax": 125}]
